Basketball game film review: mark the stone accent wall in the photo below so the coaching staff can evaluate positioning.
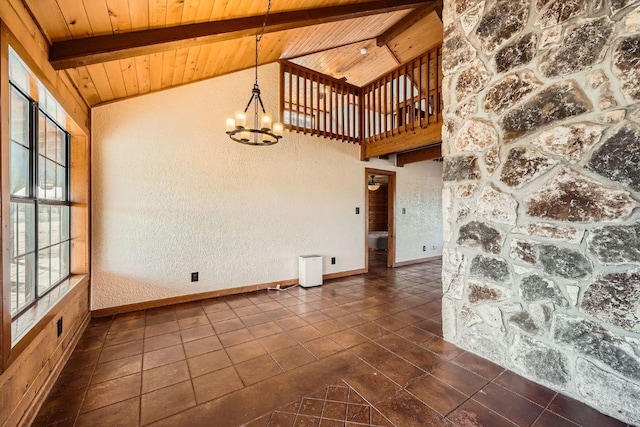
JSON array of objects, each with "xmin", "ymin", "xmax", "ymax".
[{"xmin": 441, "ymin": 0, "xmax": 640, "ymax": 424}]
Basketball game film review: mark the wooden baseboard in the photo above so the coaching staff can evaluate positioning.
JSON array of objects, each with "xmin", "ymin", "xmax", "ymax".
[
  {"xmin": 323, "ymin": 268, "xmax": 366, "ymax": 281},
  {"xmin": 20, "ymin": 312, "xmax": 90, "ymax": 427},
  {"xmin": 393, "ymin": 255, "xmax": 442, "ymax": 267},
  {"xmin": 92, "ymin": 268, "xmax": 366, "ymax": 318}
]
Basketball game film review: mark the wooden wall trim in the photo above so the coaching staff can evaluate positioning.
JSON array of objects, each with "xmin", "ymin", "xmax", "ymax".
[
  {"xmin": 93, "ymin": 269, "xmax": 367, "ymax": 318},
  {"xmin": 393, "ymin": 255, "xmax": 442, "ymax": 267},
  {"xmin": 323, "ymin": 268, "xmax": 366, "ymax": 281},
  {"xmin": 8, "ymin": 275, "xmax": 89, "ymax": 365},
  {"xmin": 0, "ymin": 23, "xmax": 11, "ymax": 373},
  {"xmin": 17, "ymin": 312, "xmax": 89, "ymax": 427}
]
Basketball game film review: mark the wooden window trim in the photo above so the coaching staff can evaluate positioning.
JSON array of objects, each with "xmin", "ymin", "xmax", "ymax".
[{"xmin": 0, "ymin": 23, "xmax": 90, "ymax": 373}]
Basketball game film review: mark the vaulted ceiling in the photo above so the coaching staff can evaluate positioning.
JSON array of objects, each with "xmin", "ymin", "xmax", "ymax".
[{"xmin": 23, "ymin": 0, "xmax": 442, "ymax": 106}]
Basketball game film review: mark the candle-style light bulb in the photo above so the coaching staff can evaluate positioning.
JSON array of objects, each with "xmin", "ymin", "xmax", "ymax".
[
  {"xmin": 225, "ymin": 118, "xmax": 236, "ymax": 133},
  {"xmin": 235, "ymin": 112, "xmax": 246, "ymax": 128},
  {"xmin": 240, "ymin": 130, "xmax": 250, "ymax": 142},
  {"xmin": 273, "ymin": 122, "xmax": 284, "ymax": 137},
  {"xmin": 261, "ymin": 114, "xmax": 272, "ymax": 130}
]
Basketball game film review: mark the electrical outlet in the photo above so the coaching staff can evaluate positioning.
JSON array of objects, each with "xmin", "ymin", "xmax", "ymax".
[
  {"xmin": 402, "ymin": 208, "xmax": 406, "ymax": 214},
  {"xmin": 355, "ymin": 207, "xmax": 360, "ymax": 214},
  {"xmin": 191, "ymin": 272, "xmax": 199, "ymax": 282},
  {"xmin": 423, "ymin": 246, "xmax": 426, "ymax": 252},
  {"xmin": 331, "ymin": 257, "xmax": 336, "ymax": 265},
  {"xmin": 57, "ymin": 317, "xmax": 63, "ymax": 338}
]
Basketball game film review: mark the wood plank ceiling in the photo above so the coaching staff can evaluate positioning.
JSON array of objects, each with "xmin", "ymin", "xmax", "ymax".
[{"xmin": 23, "ymin": 0, "xmax": 442, "ymax": 107}]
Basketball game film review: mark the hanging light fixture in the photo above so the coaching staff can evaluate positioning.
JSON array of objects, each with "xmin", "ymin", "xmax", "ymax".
[
  {"xmin": 225, "ymin": 0, "xmax": 283, "ymax": 146},
  {"xmin": 368, "ymin": 175, "xmax": 381, "ymax": 191}
]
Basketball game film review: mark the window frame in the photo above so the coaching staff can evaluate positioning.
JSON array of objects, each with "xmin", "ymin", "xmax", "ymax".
[{"xmin": 8, "ymin": 81, "xmax": 72, "ymax": 319}]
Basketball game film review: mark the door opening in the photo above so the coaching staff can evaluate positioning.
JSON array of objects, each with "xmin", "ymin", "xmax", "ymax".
[{"xmin": 365, "ymin": 168, "xmax": 396, "ymax": 271}]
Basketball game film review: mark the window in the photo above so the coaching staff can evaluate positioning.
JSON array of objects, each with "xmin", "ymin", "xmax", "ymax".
[{"xmin": 9, "ymin": 50, "xmax": 70, "ymax": 318}]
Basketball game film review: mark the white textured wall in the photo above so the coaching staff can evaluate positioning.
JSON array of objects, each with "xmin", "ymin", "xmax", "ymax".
[
  {"xmin": 395, "ymin": 160, "xmax": 444, "ymax": 262},
  {"xmin": 91, "ymin": 63, "xmax": 443, "ymax": 310}
]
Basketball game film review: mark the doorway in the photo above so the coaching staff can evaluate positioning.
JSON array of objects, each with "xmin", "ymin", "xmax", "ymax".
[{"xmin": 365, "ymin": 168, "xmax": 396, "ymax": 271}]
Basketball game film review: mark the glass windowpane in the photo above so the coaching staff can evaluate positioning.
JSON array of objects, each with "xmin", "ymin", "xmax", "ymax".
[
  {"xmin": 57, "ymin": 129, "xmax": 66, "ymax": 165},
  {"xmin": 10, "ymin": 88, "xmax": 29, "ymax": 146},
  {"xmin": 51, "ymin": 206, "xmax": 62, "ymax": 245},
  {"xmin": 50, "ymin": 244, "xmax": 61, "ymax": 286},
  {"xmin": 11, "ymin": 255, "xmax": 35, "ymax": 315},
  {"xmin": 38, "ymin": 113, "xmax": 46, "ymax": 155},
  {"xmin": 56, "ymin": 165, "xmax": 67, "ymax": 200},
  {"xmin": 38, "ymin": 247, "xmax": 51, "ymax": 294},
  {"xmin": 45, "ymin": 119, "xmax": 56, "ymax": 160},
  {"xmin": 10, "ymin": 142, "xmax": 30, "ymax": 196},
  {"xmin": 11, "ymin": 202, "xmax": 35, "ymax": 257},
  {"xmin": 38, "ymin": 155, "xmax": 45, "ymax": 198},
  {"xmin": 9, "ymin": 51, "xmax": 29, "ymax": 92},
  {"xmin": 61, "ymin": 241, "xmax": 70, "ymax": 278},
  {"xmin": 25, "ymin": 253, "xmax": 36, "ymax": 303},
  {"xmin": 10, "ymin": 204, "xmax": 17, "ymax": 258},
  {"xmin": 61, "ymin": 206, "xmax": 70, "ymax": 241},
  {"xmin": 10, "ymin": 259, "xmax": 18, "ymax": 315},
  {"xmin": 38, "ymin": 205, "xmax": 51, "ymax": 248}
]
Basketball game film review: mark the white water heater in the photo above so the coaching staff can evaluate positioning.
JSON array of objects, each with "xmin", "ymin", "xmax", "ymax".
[{"xmin": 299, "ymin": 255, "xmax": 323, "ymax": 288}]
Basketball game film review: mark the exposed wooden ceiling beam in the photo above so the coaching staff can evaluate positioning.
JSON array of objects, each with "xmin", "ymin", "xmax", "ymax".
[
  {"xmin": 396, "ymin": 143, "xmax": 442, "ymax": 167},
  {"xmin": 376, "ymin": 0, "xmax": 442, "ymax": 47},
  {"xmin": 49, "ymin": 0, "xmax": 429, "ymax": 70}
]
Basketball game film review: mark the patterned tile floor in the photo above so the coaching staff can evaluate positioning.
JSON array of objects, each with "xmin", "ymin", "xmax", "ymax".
[{"xmin": 33, "ymin": 254, "xmax": 629, "ymax": 427}]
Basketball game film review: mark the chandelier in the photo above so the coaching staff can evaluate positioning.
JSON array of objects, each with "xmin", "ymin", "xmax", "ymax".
[
  {"xmin": 368, "ymin": 175, "xmax": 381, "ymax": 191},
  {"xmin": 225, "ymin": 0, "xmax": 283, "ymax": 145}
]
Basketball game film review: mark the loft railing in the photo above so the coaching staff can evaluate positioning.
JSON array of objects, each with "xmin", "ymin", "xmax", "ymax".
[
  {"xmin": 280, "ymin": 61, "xmax": 360, "ymax": 143},
  {"xmin": 279, "ymin": 44, "xmax": 442, "ymax": 154},
  {"xmin": 361, "ymin": 45, "xmax": 442, "ymax": 145}
]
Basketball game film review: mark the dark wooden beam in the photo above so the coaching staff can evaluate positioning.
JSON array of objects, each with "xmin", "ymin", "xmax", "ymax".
[
  {"xmin": 50, "ymin": 0, "xmax": 429, "ymax": 70},
  {"xmin": 396, "ymin": 143, "xmax": 442, "ymax": 167},
  {"xmin": 376, "ymin": 0, "xmax": 442, "ymax": 47}
]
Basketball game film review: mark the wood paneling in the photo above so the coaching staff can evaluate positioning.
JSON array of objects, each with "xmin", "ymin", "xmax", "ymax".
[
  {"xmin": 19, "ymin": 0, "xmax": 443, "ymax": 107},
  {"xmin": 28, "ymin": 0, "xmax": 419, "ymax": 40},
  {"xmin": 0, "ymin": 279, "xmax": 89, "ymax": 426},
  {"xmin": 368, "ymin": 184, "xmax": 388, "ymax": 232},
  {"xmin": 365, "ymin": 121, "xmax": 442, "ymax": 158},
  {"xmin": 386, "ymin": 10, "xmax": 442, "ymax": 63},
  {"xmin": 49, "ymin": 0, "xmax": 425, "ymax": 69},
  {"xmin": 61, "ymin": 11, "xmax": 411, "ymax": 106},
  {"xmin": 290, "ymin": 39, "xmax": 398, "ymax": 86},
  {"xmin": 376, "ymin": 0, "xmax": 441, "ymax": 47}
]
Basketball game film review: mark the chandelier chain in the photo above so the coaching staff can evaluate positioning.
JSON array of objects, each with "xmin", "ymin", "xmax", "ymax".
[{"xmin": 255, "ymin": 0, "xmax": 273, "ymax": 84}]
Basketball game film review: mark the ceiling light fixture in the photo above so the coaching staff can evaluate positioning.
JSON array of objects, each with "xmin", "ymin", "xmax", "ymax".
[
  {"xmin": 368, "ymin": 175, "xmax": 381, "ymax": 191},
  {"xmin": 225, "ymin": 0, "xmax": 283, "ymax": 146},
  {"xmin": 360, "ymin": 48, "xmax": 368, "ymax": 55}
]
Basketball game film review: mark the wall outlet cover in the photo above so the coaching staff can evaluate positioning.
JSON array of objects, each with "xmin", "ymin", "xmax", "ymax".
[{"xmin": 191, "ymin": 272, "xmax": 199, "ymax": 282}]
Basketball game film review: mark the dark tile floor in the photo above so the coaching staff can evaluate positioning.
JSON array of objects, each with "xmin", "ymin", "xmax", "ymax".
[{"xmin": 33, "ymin": 254, "xmax": 629, "ymax": 427}]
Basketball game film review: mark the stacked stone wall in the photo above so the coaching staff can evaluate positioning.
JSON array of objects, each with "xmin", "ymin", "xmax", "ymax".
[{"xmin": 441, "ymin": 0, "xmax": 640, "ymax": 423}]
